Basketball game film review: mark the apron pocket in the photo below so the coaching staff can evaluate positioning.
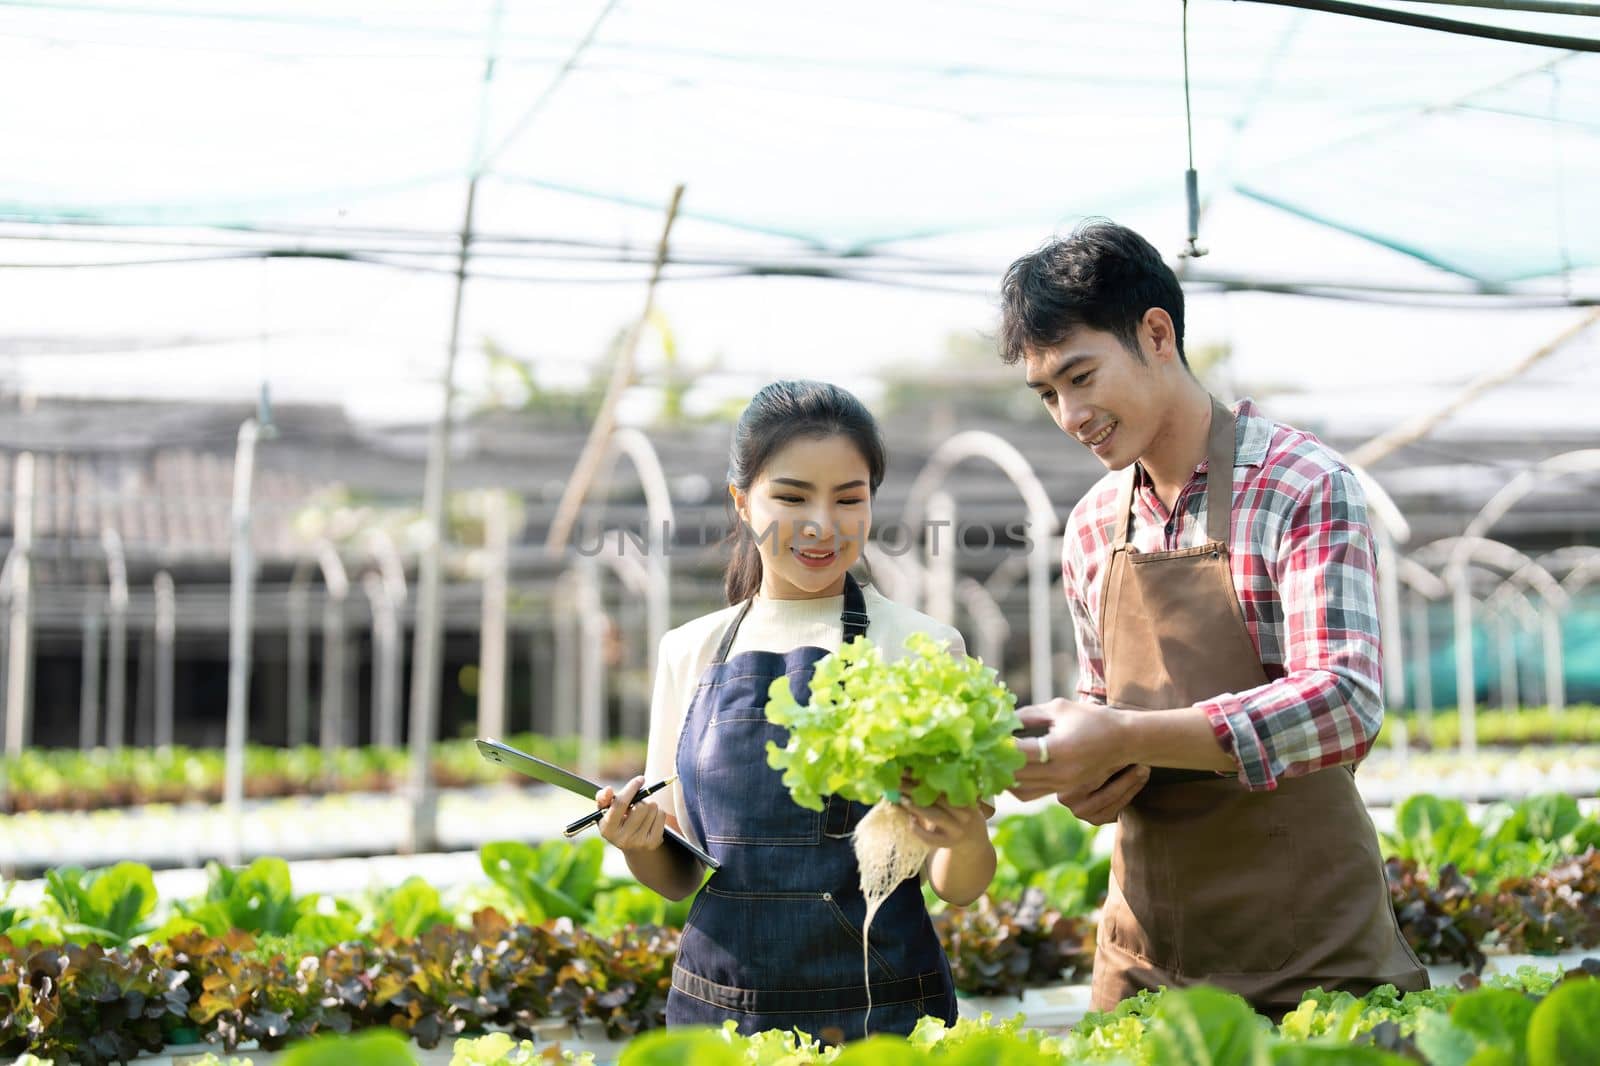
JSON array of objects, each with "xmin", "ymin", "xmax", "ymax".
[
  {"xmin": 680, "ymin": 886, "xmax": 900, "ymax": 989},
  {"xmin": 697, "ymin": 712, "xmax": 823, "ymax": 845},
  {"xmin": 1178, "ymin": 817, "xmax": 1297, "ymax": 975},
  {"xmin": 1115, "ymin": 797, "xmax": 1298, "ymax": 976}
]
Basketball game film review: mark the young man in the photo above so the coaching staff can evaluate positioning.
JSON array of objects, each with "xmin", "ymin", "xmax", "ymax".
[{"xmin": 1000, "ymin": 220, "xmax": 1426, "ymax": 1014}]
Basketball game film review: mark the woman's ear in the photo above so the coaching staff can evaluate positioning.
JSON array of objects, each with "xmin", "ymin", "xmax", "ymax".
[{"xmin": 729, "ymin": 484, "xmax": 749, "ymax": 527}]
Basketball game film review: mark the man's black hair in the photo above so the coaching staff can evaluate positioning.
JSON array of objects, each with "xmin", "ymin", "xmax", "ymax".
[{"xmin": 999, "ymin": 218, "xmax": 1186, "ymax": 367}]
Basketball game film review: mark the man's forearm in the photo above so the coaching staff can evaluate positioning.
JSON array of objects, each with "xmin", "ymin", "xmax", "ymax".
[{"xmin": 1111, "ymin": 705, "xmax": 1236, "ymax": 773}]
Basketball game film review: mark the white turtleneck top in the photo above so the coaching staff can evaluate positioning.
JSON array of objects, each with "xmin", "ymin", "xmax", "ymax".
[{"xmin": 643, "ymin": 584, "xmax": 965, "ymax": 848}]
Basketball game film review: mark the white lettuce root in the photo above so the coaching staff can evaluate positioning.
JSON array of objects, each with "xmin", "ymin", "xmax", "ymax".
[{"xmin": 853, "ymin": 799, "xmax": 932, "ymax": 1036}]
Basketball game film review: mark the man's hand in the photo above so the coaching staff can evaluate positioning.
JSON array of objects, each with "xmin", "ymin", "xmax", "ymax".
[
  {"xmin": 1009, "ymin": 699, "xmax": 1148, "ymax": 822},
  {"xmin": 1056, "ymin": 763, "xmax": 1149, "ymax": 824}
]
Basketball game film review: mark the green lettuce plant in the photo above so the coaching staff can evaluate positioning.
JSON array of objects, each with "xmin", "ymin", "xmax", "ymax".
[{"xmin": 764, "ymin": 633, "xmax": 1024, "ymax": 810}]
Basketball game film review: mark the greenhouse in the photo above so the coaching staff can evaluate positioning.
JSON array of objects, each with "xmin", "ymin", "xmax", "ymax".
[{"xmin": 3, "ymin": 0, "xmax": 1600, "ymax": 1063}]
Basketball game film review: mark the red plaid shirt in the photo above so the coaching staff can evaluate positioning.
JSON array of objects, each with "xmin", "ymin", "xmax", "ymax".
[{"xmin": 1061, "ymin": 399, "xmax": 1383, "ymax": 792}]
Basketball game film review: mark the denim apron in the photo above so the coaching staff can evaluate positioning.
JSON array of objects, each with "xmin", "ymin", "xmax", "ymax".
[{"xmin": 666, "ymin": 574, "xmax": 958, "ymax": 1039}]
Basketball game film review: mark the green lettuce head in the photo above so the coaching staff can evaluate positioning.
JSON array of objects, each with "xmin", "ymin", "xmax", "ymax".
[{"xmin": 764, "ymin": 633, "xmax": 1025, "ymax": 811}]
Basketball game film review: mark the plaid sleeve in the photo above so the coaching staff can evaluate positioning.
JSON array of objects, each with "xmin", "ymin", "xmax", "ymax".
[
  {"xmin": 1198, "ymin": 468, "xmax": 1384, "ymax": 791},
  {"xmin": 1062, "ymin": 536, "xmax": 1108, "ymax": 705}
]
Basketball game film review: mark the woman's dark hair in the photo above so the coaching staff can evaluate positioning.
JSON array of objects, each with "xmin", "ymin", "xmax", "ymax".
[
  {"xmin": 999, "ymin": 218, "xmax": 1186, "ymax": 367},
  {"xmin": 724, "ymin": 380, "xmax": 886, "ymax": 604}
]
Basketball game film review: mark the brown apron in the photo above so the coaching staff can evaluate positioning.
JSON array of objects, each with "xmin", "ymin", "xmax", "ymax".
[{"xmin": 1090, "ymin": 398, "xmax": 1427, "ymax": 1015}]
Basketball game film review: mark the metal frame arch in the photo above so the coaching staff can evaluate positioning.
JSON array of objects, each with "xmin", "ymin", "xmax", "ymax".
[
  {"xmin": 1351, "ymin": 463, "xmax": 1412, "ymax": 706},
  {"xmin": 604, "ymin": 428, "xmax": 675, "ymax": 690},
  {"xmin": 902, "ymin": 431, "xmax": 1058, "ymax": 704},
  {"xmin": 1419, "ymin": 537, "xmax": 1569, "ymax": 769},
  {"xmin": 1462, "ymin": 450, "xmax": 1600, "ymax": 546},
  {"xmin": 1539, "ymin": 546, "xmax": 1600, "ymax": 598}
]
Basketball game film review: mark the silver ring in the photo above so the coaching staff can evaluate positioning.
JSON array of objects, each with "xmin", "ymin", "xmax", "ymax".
[{"xmin": 1036, "ymin": 737, "xmax": 1050, "ymax": 765}]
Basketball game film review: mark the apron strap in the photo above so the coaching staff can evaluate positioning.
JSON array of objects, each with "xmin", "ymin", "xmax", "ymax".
[
  {"xmin": 711, "ymin": 598, "xmax": 756, "ymax": 665},
  {"xmin": 1111, "ymin": 464, "xmax": 1138, "ymax": 551},
  {"xmin": 1204, "ymin": 396, "xmax": 1236, "ymax": 546},
  {"xmin": 1111, "ymin": 397, "xmax": 1237, "ymax": 550},
  {"xmin": 840, "ymin": 571, "xmax": 870, "ymax": 640},
  {"xmin": 711, "ymin": 572, "xmax": 872, "ymax": 664}
]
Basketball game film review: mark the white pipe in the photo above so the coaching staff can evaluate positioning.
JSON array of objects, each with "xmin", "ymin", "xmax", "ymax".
[
  {"xmin": 154, "ymin": 571, "xmax": 176, "ymax": 749},
  {"xmin": 925, "ymin": 491, "xmax": 956, "ymax": 626},
  {"xmin": 955, "ymin": 577, "xmax": 1009, "ymax": 673},
  {"xmin": 553, "ymin": 573, "xmax": 578, "ymax": 742},
  {"xmin": 4, "ymin": 453, "xmax": 35, "ymax": 757},
  {"xmin": 1544, "ymin": 609, "xmax": 1566, "ymax": 714},
  {"xmin": 575, "ymin": 555, "xmax": 606, "ymax": 778},
  {"xmin": 79, "ymin": 612, "xmax": 101, "ymax": 749},
  {"xmin": 1375, "ymin": 523, "xmax": 1406, "ymax": 707},
  {"xmin": 363, "ymin": 572, "xmax": 401, "ymax": 749},
  {"xmin": 103, "ymin": 528, "xmax": 128, "ymax": 749},
  {"xmin": 1408, "ymin": 595, "xmax": 1433, "ymax": 718},
  {"xmin": 364, "ymin": 530, "xmax": 408, "ymax": 748},
  {"xmin": 224, "ymin": 419, "xmax": 261, "ymax": 865},
  {"xmin": 286, "ymin": 574, "xmax": 310, "ymax": 747},
  {"xmin": 610, "ymin": 428, "xmax": 674, "ymax": 697},
  {"xmin": 478, "ymin": 492, "xmax": 510, "ymax": 742},
  {"xmin": 316, "ymin": 542, "xmax": 350, "ymax": 755}
]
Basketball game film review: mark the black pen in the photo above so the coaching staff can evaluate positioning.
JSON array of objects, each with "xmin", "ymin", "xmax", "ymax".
[{"xmin": 564, "ymin": 774, "xmax": 678, "ymax": 837}]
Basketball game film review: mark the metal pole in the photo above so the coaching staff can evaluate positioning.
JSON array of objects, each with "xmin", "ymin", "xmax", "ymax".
[
  {"xmin": 1409, "ymin": 595, "xmax": 1433, "ymax": 721},
  {"xmin": 364, "ymin": 532, "xmax": 406, "ymax": 748},
  {"xmin": 103, "ymin": 529, "xmax": 128, "ymax": 749},
  {"xmin": 5, "ymin": 453, "xmax": 36, "ymax": 757},
  {"xmin": 1452, "ymin": 574, "xmax": 1477, "ymax": 800},
  {"xmin": 575, "ymin": 555, "xmax": 606, "ymax": 778},
  {"xmin": 609, "ymin": 429, "xmax": 674, "ymax": 700},
  {"xmin": 406, "ymin": 170, "xmax": 478, "ymax": 854},
  {"xmin": 224, "ymin": 418, "xmax": 261, "ymax": 865},
  {"xmin": 134, "ymin": 629, "xmax": 154, "ymax": 747},
  {"xmin": 321, "ymin": 569, "xmax": 349, "ymax": 757},
  {"xmin": 1376, "ymin": 525, "xmax": 1406, "ymax": 707},
  {"xmin": 1496, "ymin": 611, "xmax": 1519, "ymax": 714},
  {"xmin": 80, "ymin": 612, "xmax": 102, "ymax": 749},
  {"xmin": 364, "ymin": 571, "xmax": 402, "ymax": 748},
  {"xmin": 1543, "ymin": 607, "xmax": 1566, "ymax": 714},
  {"xmin": 154, "ymin": 571, "xmax": 176, "ymax": 749},
  {"xmin": 529, "ymin": 626, "xmax": 549, "ymax": 734},
  {"xmin": 925, "ymin": 492, "xmax": 956, "ymax": 626},
  {"xmin": 553, "ymin": 576, "xmax": 577, "ymax": 740},
  {"xmin": 955, "ymin": 577, "xmax": 1009, "ymax": 672},
  {"xmin": 1536, "ymin": 605, "xmax": 1561, "ymax": 713},
  {"xmin": 478, "ymin": 491, "xmax": 509, "ymax": 740},
  {"xmin": 287, "ymin": 572, "xmax": 310, "ymax": 746},
  {"xmin": 1026, "ymin": 516, "xmax": 1053, "ymax": 705}
]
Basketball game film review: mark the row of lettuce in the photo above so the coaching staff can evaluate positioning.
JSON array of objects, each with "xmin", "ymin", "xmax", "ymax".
[
  {"xmin": 5, "ymin": 706, "xmax": 1599, "ymax": 813},
  {"xmin": 7, "ymin": 958, "xmax": 1600, "ymax": 1065},
  {"xmin": 4, "ymin": 791, "xmax": 1598, "ymax": 967},
  {"xmin": 2, "ymin": 792, "xmax": 1598, "ymax": 1061},
  {"xmin": 0, "ymin": 735, "xmax": 647, "ymax": 814}
]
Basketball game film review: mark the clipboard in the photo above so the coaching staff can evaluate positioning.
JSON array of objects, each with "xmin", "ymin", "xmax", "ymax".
[{"xmin": 476, "ymin": 737, "xmax": 719, "ymax": 870}]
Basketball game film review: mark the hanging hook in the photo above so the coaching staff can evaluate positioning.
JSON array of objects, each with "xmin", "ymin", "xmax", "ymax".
[{"xmin": 1179, "ymin": 0, "xmax": 1208, "ymax": 259}]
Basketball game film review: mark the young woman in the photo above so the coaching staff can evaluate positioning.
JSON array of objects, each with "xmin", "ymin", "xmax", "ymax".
[{"xmin": 593, "ymin": 380, "xmax": 996, "ymax": 1038}]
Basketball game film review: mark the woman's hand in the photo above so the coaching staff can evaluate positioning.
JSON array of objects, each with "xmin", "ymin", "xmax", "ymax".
[
  {"xmin": 595, "ymin": 775, "xmax": 667, "ymax": 854},
  {"xmin": 901, "ymin": 796, "xmax": 990, "ymax": 850},
  {"xmin": 903, "ymin": 789, "xmax": 997, "ymax": 907}
]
